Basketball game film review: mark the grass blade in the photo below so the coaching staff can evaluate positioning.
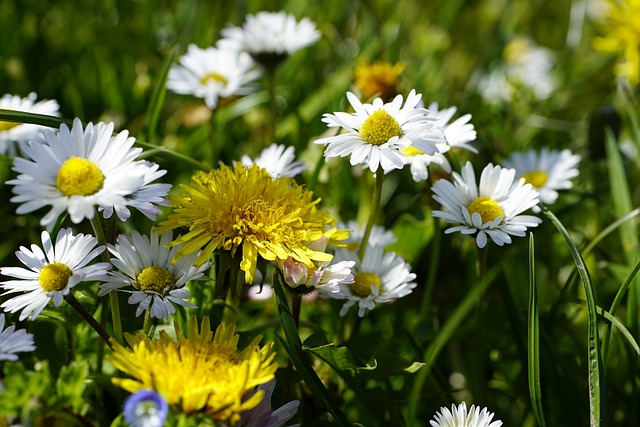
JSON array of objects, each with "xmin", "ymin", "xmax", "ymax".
[
  {"xmin": 0, "ymin": 109, "xmax": 74, "ymax": 129},
  {"xmin": 143, "ymin": 46, "xmax": 178, "ymax": 144},
  {"xmin": 542, "ymin": 205, "xmax": 604, "ymax": 427},
  {"xmin": 405, "ymin": 265, "xmax": 500, "ymax": 426},
  {"xmin": 528, "ymin": 233, "xmax": 547, "ymax": 427}
]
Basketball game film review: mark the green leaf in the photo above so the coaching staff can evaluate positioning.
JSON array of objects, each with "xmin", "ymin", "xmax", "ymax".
[
  {"xmin": 55, "ymin": 360, "xmax": 90, "ymax": 414},
  {"xmin": 303, "ymin": 332, "xmax": 424, "ymax": 381},
  {"xmin": 542, "ymin": 205, "xmax": 604, "ymax": 427},
  {"xmin": 528, "ymin": 233, "xmax": 547, "ymax": 427},
  {"xmin": 386, "ymin": 213, "xmax": 435, "ymax": 263}
]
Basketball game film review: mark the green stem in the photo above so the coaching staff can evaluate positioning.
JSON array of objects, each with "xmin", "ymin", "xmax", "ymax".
[
  {"xmin": 89, "ymin": 214, "xmax": 123, "ymax": 344},
  {"xmin": 143, "ymin": 308, "xmax": 153, "ymax": 336},
  {"xmin": 65, "ymin": 293, "xmax": 113, "ymax": 349},
  {"xmin": 265, "ymin": 66, "xmax": 278, "ymax": 144},
  {"xmin": 358, "ymin": 168, "xmax": 385, "ymax": 261}
]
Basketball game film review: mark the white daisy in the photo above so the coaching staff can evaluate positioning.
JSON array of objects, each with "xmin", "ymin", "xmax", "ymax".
[
  {"xmin": 8, "ymin": 118, "xmax": 170, "ymax": 228},
  {"xmin": 429, "ymin": 402, "xmax": 502, "ymax": 427},
  {"xmin": 219, "ymin": 11, "xmax": 320, "ymax": 67},
  {"xmin": 431, "ymin": 162, "xmax": 542, "ymax": 248},
  {"xmin": 340, "ymin": 220, "xmax": 397, "ymax": 251},
  {"xmin": 98, "ymin": 230, "xmax": 211, "ymax": 320},
  {"xmin": 320, "ymin": 243, "xmax": 416, "ymax": 317},
  {"xmin": 403, "ymin": 102, "xmax": 477, "ymax": 182},
  {"xmin": 314, "ymin": 90, "xmax": 445, "ymax": 173},
  {"xmin": 167, "ymin": 44, "xmax": 260, "ymax": 110},
  {"xmin": 241, "ymin": 144, "xmax": 308, "ymax": 178},
  {"xmin": 0, "ymin": 228, "xmax": 110, "ymax": 321},
  {"xmin": 277, "ymin": 235, "xmax": 354, "ymax": 294},
  {"xmin": 0, "ymin": 313, "xmax": 36, "ymax": 361},
  {"xmin": 428, "ymin": 102, "xmax": 478, "ymax": 154},
  {"xmin": 503, "ymin": 147, "xmax": 580, "ymax": 207},
  {"xmin": 0, "ymin": 92, "xmax": 60, "ymax": 156}
]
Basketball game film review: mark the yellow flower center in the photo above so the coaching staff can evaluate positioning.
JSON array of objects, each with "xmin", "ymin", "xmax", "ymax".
[
  {"xmin": 0, "ymin": 121, "xmax": 19, "ymax": 132},
  {"xmin": 359, "ymin": 109, "xmax": 402, "ymax": 146},
  {"xmin": 136, "ymin": 266, "xmax": 176, "ymax": 293},
  {"xmin": 467, "ymin": 196, "xmax": 505, "ymax": 223},
  {"xmin": 56, "ymin": 157, "xmax": 105, "ymax": 197},
  {"xmin": 401, "ymin": 145, "xmax": 424, "ymax": 157},
  {"xmin": 350, "ymin": 271, "xmax": 382, "ymax": 297},
  {"xmin": 520, "ymin": 170, "xmax": 548, "ymax": 188},
  {"xmin": 200, "ymin": 72, "xmax": 228, "ymax": 86},
  {"xmin": 39, "ymin": 262, "xmax": 73, "ymax": 292},
  {"xmin": 354, "ymin": 61, "xmax": 404, "ymax": 101}
]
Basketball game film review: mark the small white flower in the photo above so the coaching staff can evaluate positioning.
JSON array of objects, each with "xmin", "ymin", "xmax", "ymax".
[
  {"xmin": 503, "ymin": 147, "xmax": 580, "ymax": 207},
  {"xmin": 320, "ymin": 244, "xmax": 416, "ymax": 317},
  {"xmin": 429, "ymin": 402, "xmax": 502, "ymax": 427},
  {"xmin": 0, "ymin": 92, "xmax": 60, "ymax": 156},
  {"xmin": 475, "ymin": 38, "xmax": 556, "ymax": 103},
  {"xmin": 8, "ymin": 119, "xmax": 170, "ymax": 228},
  {"xmin": 167, "ymin": 44, "xmax": 260, "ymax": 109},
  {"xmin": 219, "ymin": 11, "xmax": 320, "ymax": 61},
  {"xmin": 0, "ymin": 313, "xmax": 36, "ymax": 361},
  {"xmin": 0, "ymin": 228, "xmax": 110, "ymax": 321},
  {"xmin": 315, "ymin": 90, "xmax": 445, "ymax": 173},
  {"xmin": 431, "ymin": 162, "xmax": 542, "ymax": 248},
  {"xmin": 241, "ymin": 144, "xmax": 308, "ymax": 178},
  {"xmin": 98, "ymin": 230, "xmax": 211, "ymax": 320}
]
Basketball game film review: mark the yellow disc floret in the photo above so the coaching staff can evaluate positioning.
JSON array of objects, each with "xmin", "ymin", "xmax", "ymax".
[
  {"xmin": 354, "ymin": 61, "xmax": 404, "ymax": 102},
  {"xmin": 350, "ymin": 271, "xmax": 382, "ymax": 297},
  {"xmin": 39, "ymin": 262, "xmax": 73, "ymax": 292},
  {"xmin": 136, "ymin": 266, "xmax": 176, "ymax": 293},
  {"xmin": 0, "ymin": 121, "xmax": 19, "ymax": 132},
  {"xmin": 107, "ymin": 316, "xmax": 278, "ymax": 424},
  {"xmin": 520, "ymin": 170, "xmax": 548, "ymax": 188},
  {"xmin": 359, "ymin": 109, "xmax": 402, "ymax": 146},
  {"xmin": 56, "ymin": 157, "xmax": 105, "ymax": 197},
  {"xmin": 401, "ymin": 145, "xmax": 424, "ymax": 157},
  {"xmin": 201, "ymin": 72, "xmax": 228, "ymax": 86},
  {"xmin": 467, "ymin": 196, "xmax": 505, "ymax": 224}
]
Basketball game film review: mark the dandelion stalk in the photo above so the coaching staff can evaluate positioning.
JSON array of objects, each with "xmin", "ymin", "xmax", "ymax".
[
  {"xmin": 358, "ymin": 168, "xmax": 385, "ymax": 260},
  {"xmin": 89, "ymin": 214, "xmax": 123, "ymax": 344}
]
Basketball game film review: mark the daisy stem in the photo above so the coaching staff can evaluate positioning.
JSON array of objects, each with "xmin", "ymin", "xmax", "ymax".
[
  {"xmin": 358, "ymin": 168, "xmax": 385, "ymax": 261},
  {"xmin": 65, "ymin": 293, "xmax": 113, "ymax": 349},
  {"xmin": 265, "ymin": 66, "xmax": 278, "ymax": 144},
  {"xmin": 89, "ymin": 214, "xmax": 123, "ymax": 344},
  {"xmin": 143, "ymin": 308, "xmax": 153, "ymax": 336}
]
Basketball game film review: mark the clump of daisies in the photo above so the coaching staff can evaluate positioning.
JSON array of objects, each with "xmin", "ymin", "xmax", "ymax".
[{"xmin": 431, "ymin": 162, "xmax": 542, "ymax": 248}]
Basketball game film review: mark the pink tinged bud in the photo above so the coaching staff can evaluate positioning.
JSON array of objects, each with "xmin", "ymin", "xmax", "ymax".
[{"xmin": 282, "ymin": 258, "xmax": 308, "ymax": 288}]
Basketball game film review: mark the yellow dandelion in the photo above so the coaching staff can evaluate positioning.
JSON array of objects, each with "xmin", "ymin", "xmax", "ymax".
[
  {"xmin": 107, "ymin": 316, "xmax": 277, "ymax": 424},
  {"xmin": 353, "ymin": 60, "xmax": 405, "ymax": 102},
  {"xmin": 156, "ymin": 164, "xmax": 341, "ymax": 283},
  {"xmin": 593, "ymin": 0, "xmax": 640, "ymax": 85}
]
